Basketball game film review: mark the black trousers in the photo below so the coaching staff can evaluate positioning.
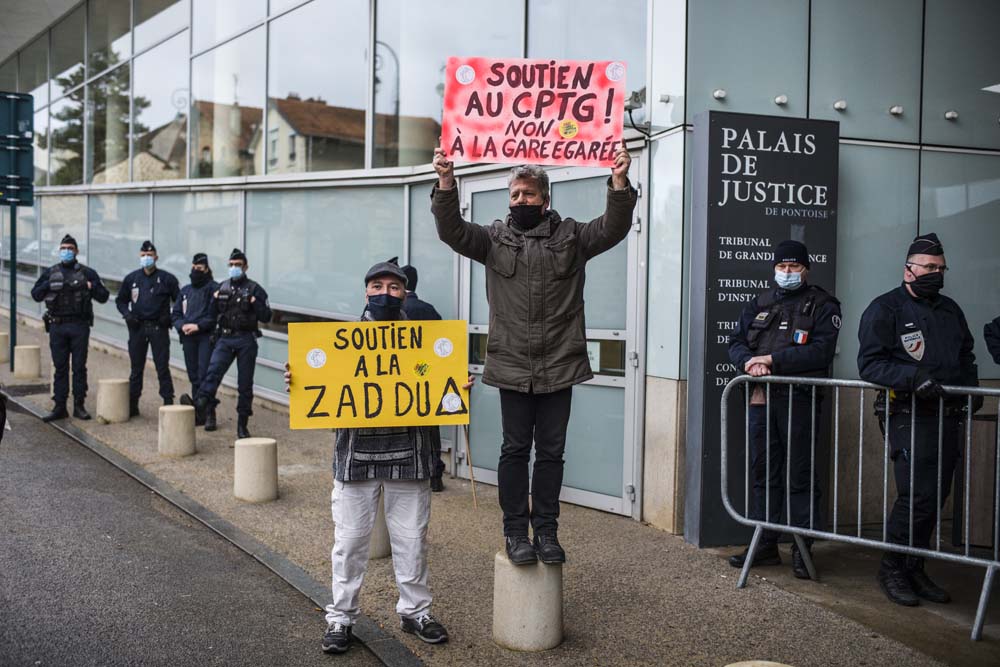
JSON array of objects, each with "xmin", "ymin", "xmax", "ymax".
[
  {"xmin": 197, "ymin": 333, "xmax": 258, "ymax": 416},
  {"xmin": 49, "ymin": 321, "xmax": 90, "ymax": 405},
  {"xmin": 747, "ymin": 389, "xmax": 822, "ymax": 546},
  {"xmin": 181, "ymin": 333, "xmax": 214, "ymax": 398},
  {"xmin": 497, "ymin": 387, "xmax": 573, "ymax": 536},
  {"xmin": 880, "ymin": 413, "xmax": 961, "ymax": 563},
  {"xmin": 127, "ymin": 324, "xmax": 174, "ymax": 402}
]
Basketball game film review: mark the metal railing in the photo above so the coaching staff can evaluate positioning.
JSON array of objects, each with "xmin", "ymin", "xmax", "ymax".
[{"xmin": 721, "ymin": 374, "xmax": 999, "ymax": 640}]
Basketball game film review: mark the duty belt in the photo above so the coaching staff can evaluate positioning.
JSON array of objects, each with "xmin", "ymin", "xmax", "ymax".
[
  {"xmin": 140, "ymin": 320, "xmax": 166, "ymax": 329},
  {"xmin": 219, "ymin": 327, "xmax": 256, "ymax": 337},
  {"xmin": 47, "ymin": 315, "xmax": 86, "ymax": 325}
]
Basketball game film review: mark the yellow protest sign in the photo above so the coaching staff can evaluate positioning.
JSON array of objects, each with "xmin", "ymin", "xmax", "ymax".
[{"xmin": 288, "ymin": 320, "xmax": 470, "ymax": 429}]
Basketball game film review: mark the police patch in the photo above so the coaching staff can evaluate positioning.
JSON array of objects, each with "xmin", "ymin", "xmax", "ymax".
[
  {"xmin": 754, "ymin": 311, "xmax": 769, "ymax": 322},
  {"xmin": 832, "ymin": 315, "xmax": 841, "ymax": 330},
  {"xmin": 901, "ymin": 330, "xmax": 925, "ymax": 361}
]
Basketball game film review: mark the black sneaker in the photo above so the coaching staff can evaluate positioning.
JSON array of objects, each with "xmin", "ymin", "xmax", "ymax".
[
  {"xmin": 533, "ymin": 534, "xmax": 566, "ymax": 564},
  {"xmin": 322, "ymin": 622, "xmax": 352, "ymax": 653},
  {"xmin": 728, "ymin": 543, "xmax": 781, "ymax": 569},
  {"xmin": 505, "ymin": 535, "xmax": 537, "ymax": 565},
  {"xmin": 400, "ymin": 613, "xmax": 448, "ymax": 644},
  {"xmin": 907, "ymin": 558, "xmax": 951, "ymax": 603},
  {"xmin": 877, "ymin": 566, "xmax": 920, "ymax": 607}
]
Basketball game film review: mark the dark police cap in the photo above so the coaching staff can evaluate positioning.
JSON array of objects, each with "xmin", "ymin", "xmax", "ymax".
[
  {"xmin": 908, "ymin": 232, "xmax": 944, "ymax": 257},
  {"xmin": 773, "ymin": 239, "xmax": 810, "ymax": 268},
  {"xmin": 192, "ymin": 252, "xmax": 209, "ymax": 266},
  {"xmin": 60, "ymin": 234, "xmax": 78, "ymax": 248},
  {"xmin": 140, "ymin": 240, "xmax": 156, "ymax": 253},
  {"xmin": 401, "ymin": 265, "xmax": 418, "ymax": 291},
  {"xmin": 364, "ymin": 257, "xmax": 408, "ymax": 286},
  {"xmin": 229, "ymin": 248, "xmax": 247, "ymax": 262}
]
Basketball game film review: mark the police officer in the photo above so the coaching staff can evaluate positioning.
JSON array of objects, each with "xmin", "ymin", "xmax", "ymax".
[
  {"xmin": 401, "ymin": 263, "xmax": 446, "ymax": 492},
  {"xmin": 31, "ymin": 234, "xmax": 110, "ymax": 421},
  {"xmin": 116, "ymin": 240, "xmax": 180, "ymax": 417},
  {"xmin": 858, "ymin": 232, "xmax": 979, "ymax": 607},
  {"xmin": 727, "ymin": 240, "xmax": 841, "ymax": 579},
  {"xmin": 172, "ymin": 252, "xmax": 219, "ymax": 429},
  {"xmin": 183, "ymin": 248, "xmax": 271, "ymax": 439}
]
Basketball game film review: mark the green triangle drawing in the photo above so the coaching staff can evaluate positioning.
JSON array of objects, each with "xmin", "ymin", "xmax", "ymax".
[{"xmin": 435, "ymin": 376, "xmax": 469, "ymax": 416}]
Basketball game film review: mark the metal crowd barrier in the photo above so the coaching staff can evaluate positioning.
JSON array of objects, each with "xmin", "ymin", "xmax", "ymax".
[{"xmin": 720, "ymin": 374, "xmax": 999, "ymax": 641}]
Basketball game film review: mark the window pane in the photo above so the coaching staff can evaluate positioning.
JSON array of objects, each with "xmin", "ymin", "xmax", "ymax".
[
  {"xmin": 51, "ymin": 5, "xmax": 85, "ymax": 101},
  {"xmin": 246, "ymin": 187, "xmax": 404, "ymax": 316},
  {"xmin": 192, "ymin": 0, "xmax": 266, "ymax": 52},
  {"xmin": 89, "ymin": 194, "xmax": 151, "ymax": 280},
  {"xmin": 12, "ymin": 203, "xmax": 41, "ymax": 316},
  {"xmin": 88, "ymin": 0, "xmax": 132, "ymax": 77},
  {"xmin": 408, "ymin": 182, "xmax": 455, "ymax": 319},
  {"xmin": 86, "ymin": 65, "xmax": 131, "ymax": 183},
  {"xmin": 133, "ymin": 32, "xmax": 189, "ymax": 181},
  {"xmin": 528, "ymin": 0, "xmax": 647, "ymax": 126},
  {"xmin": 135, "ymin": 0, "xmax": 189, "ymax": 52},
  {"xmin": 40, "ymin": 195, "xmax": 88, "ymax": 265},
  {"xmin": 19, "ymin": 35, "xmax": 48, "ymax": 107},
  {"xmin": 469, "ymin": 188, "xmax": 509, "ymax": 324},
  {"xmin": 920, "ymin": 150, "xmax": 1000, "ymax": 376},
  {"xmin": 267, "ymin": 0, "xmax": 368, "ymax": 173},
  {"xmin": 153, "ymin": 191, "xmax": 241, "ymax": 278},
  {"xmin": 0, "ymin": 58, "xmax": 16, "ymax": 91},
  {"xmin": 33, "ymin": 108, "xmax": 48, "ymax": 186},
  {"xmin": 562, "ymin": 384, "xmax": 624, "ymax": 496},
  {"xmin": 374, "ymin": 0, "xmax": 522, "ymax": 167},
  {"xmin": 649, "ymin": 0, "xmax": 685, "ymax": 130},
  {"xmin": 49, "ymin": 93, "xmax": 85, "ymax": 185},
  {"xmin": 269, "ymin": 0, "xmax": 308, "ymax": 14},
  {"xmin": 191, "ymin": 28, "xmax": 265, "ymax": 178}
]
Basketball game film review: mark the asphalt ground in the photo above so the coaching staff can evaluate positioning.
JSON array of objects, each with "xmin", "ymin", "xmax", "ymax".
[{"xmin": 0, "ymin": 401, "xmax": 378, "ymax": 667}]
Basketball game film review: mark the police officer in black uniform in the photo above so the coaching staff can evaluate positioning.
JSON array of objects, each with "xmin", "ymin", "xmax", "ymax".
[
  {"xmin": 172, "ymin": 252, "xmax": 219, "ymax": 429},
  {"xmin": 401, "ymin": 263, "xmax": 446, "ymax": 492},
  {"xmin": 858, "ymin": 232, "xmax": 979, "ymax": 607},
  {"xmin": 727, "ymin": 240, "xmax": 841, "ymax": 579},
  {"xmin": 183, "ymin": 248, "xmax": 271, "ymax": 439},
  {"xmin": 31, "ymin": 234, "xmax": 110, "ymax": 421},
  {"xmin": 116, "ymin": 240, "xmax": 180, "ymax": 417}
]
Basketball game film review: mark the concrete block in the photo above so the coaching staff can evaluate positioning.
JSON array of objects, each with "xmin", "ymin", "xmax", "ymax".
[
  {"xmin": 0, "ymin": 332, "xmax": 9, "ymax": 363},
  {"xmin": 158, "ymin": 405, "xmax": 196, "ymax": 457},
  {"xmin": 234, "ymin": 437, "xmax": 278, "ymax": 503},
  {"xmin": 369, "ymin": 489, "xmax": 391, "ymax": 559},
  {"xmin": 492, "ymin": 550, "xmax": 563, "ymax": 651},
  {"xmin": 13, "ymin": 345, "xmax": 40, "ymax": 379},
  {"xmin": 96, "ymin": 379, "xmax": 131, "ymax": 423}
]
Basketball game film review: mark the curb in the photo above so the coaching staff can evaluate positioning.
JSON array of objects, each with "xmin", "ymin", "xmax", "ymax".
[{"xmin": 5, "ymin": 392, "xmax": 423, "ymax": 667}]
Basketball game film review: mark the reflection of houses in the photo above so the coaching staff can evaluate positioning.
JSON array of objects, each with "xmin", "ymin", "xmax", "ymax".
[
  {"xmin": 93, "ymin": 115, "xmax": 188, "ymax": 183},
  {"xmin": 191, "ymin": 100, "xmax": 263, "ymax": 178}
]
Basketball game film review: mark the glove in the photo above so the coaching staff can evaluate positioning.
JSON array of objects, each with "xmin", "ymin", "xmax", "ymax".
[{"xmin": 914, "ymin": 377, "xmax": 946, "ymax": 400}]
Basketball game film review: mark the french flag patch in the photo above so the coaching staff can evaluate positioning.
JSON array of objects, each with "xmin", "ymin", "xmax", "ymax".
[{"xmin": 793, "ymin": 329, "xmax": 809, "ymax": 345}]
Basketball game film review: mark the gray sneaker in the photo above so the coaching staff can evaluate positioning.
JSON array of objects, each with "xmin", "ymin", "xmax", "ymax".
[
  {"xmin": 400, "ymin": 613, "xmax": 449, "ymax": 644},
  {"xmin": 322, "ymin": 622, "xmax": 352, "ymax": 653}
]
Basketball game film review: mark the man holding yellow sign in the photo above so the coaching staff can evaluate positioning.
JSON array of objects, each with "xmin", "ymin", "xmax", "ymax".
[{"xmin": 286, "ymin": 258, "xmax": 472, "ymax": 654}]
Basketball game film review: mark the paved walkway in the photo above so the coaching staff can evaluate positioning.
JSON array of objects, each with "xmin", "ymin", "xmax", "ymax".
[{"xmin": 3, "ymin": 314, "xmax": 994, "ymax": 665}]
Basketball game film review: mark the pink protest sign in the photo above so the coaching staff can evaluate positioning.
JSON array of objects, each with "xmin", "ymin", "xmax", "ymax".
[{"xmin": 441, "ymin": 56, "xmax": 627, "ymax": 168}]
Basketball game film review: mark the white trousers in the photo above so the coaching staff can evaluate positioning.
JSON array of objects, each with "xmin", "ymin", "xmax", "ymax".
[{"xmin": 325, "ymin": 479, "xmax": 432, "ymax": 626}]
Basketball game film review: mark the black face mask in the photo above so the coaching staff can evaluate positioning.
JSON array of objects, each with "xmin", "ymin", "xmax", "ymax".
[
  {"xmin": 509, "ymin": 204, "xmax": 545, "ymax": 231},
  {"xmin": 190, "ymin": 269, "xmax": 211, "ymax": 287},
  {"xmin": 366, "ymin": 293, "xmax": 403, "ymax": 321},
  {"xmin": 907, "ymin": 270, "xmax": 944, "ymax": 299}
]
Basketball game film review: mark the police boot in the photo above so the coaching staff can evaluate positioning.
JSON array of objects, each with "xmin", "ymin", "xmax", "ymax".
[
  {"xmin": 182, "ymin": 394, "xmax": 206, "ymax": 427},
  {"xmin": 791, "ymin": 541, "xmax": 814, "ymax": 580},
  {"xmin": 129, "ymin": 399, "xmax": 140, "ymax": 418},
  {"xmin": 204, "ymin": 405, "xmax": 217, "ymax": 432},
  {"xmin": 729, "ymin": 543, "xmax": 781, "ymax": 569},
  {"xmin": 237, "ymin": 414, "xmax": 251, "ymax": 440},
  {"xmin": 42, "ymin": 402, "xmax": 69, "ymax": 422},
  {"xmin": 906, "ymin": 557, "xmax": 951, "ymax": 603},
  {"xmin": 877, "ymin": 554, "xmax": 919, "ymax": 607},
  {"xmin": 73, "ymin": 399, "xmax": 92, "ymax": 420}
]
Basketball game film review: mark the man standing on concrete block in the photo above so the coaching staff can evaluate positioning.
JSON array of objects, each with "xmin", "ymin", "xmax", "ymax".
[
  {"xmin": 727, "ymin": 240, "xmax": 841, "ymax": 579},
  {"xmin": 183, "ymin": 248, "xmax": 271, "ymax": 439},
  {"xmin": 284, "ymin": 258, "xmax": 473, "ymax": 654},
  {"xmin": 115, "ymin": 240, "xmax": 179, "ymax": 418},
  {"xmin": 172, "ymin": 253, "xmax": 219, "ymax": 429},
  {"xmin": 31, "ymin": 234, "xmax": 110, "ymax": 421},
  {"xmin": 431, "ymin": 147, "xmax": 636, "ymax": 565},
  {"xmin": 858, "ymin": 232, "xmax": 980, "ymax": 607},
  {"xmin": 401, "ymin": 263, "xmax": 447, "ymax": 492}
]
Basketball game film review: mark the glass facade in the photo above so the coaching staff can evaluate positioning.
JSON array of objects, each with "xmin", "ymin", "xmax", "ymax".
[
  {"xmin": 132, "ymin": 32, "xmax": 189, "ymax": 181},
  {"xmin": 86, "ymin": 65, "xmax": 131, "ymax": 183},
  {"xmin": 88, "ymin": 0, "xmax": 132, "ymax": 77}
]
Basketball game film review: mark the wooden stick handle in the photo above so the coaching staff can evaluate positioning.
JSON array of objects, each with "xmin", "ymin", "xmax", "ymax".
[{"xmin": 463, "ymin": 424, "xmax": 478, "ymax": 510}]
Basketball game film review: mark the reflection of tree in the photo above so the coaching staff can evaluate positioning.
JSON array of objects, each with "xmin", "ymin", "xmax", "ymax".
[{"xmin": 47, "ymin": 52, "xmax": 150, "ymax": 184}]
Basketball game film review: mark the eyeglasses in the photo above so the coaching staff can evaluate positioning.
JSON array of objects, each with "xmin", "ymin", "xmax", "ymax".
[{"xmin": 906, "ymin": 262, "xmax": 949, "ymax": 273}]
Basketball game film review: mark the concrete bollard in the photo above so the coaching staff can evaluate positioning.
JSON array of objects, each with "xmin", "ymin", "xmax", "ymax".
[
  {"xmin": 234, "ymin": 437, "xmax": 278, "ymax": 502},
  {"xmin": 492, "ymin": 550, "xmax": 563, "ymax": 651},
  {"xmin": 158, "ymin": 405, "xmax": 196, "ymax": 457},
  {"xmin": 96, "ymin": 379, "xmax": 131, "ymax": 423},
  {"xmin": 13, "ymin": 344, "xmax": 41, "ymax": 379},
  {"xmin": 369, "ymin": 489, "xmax": 391, "ymax": 559},
  {"xmin": 0, "ymin": 331, "xmax": 8, "ymax": 363}
]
